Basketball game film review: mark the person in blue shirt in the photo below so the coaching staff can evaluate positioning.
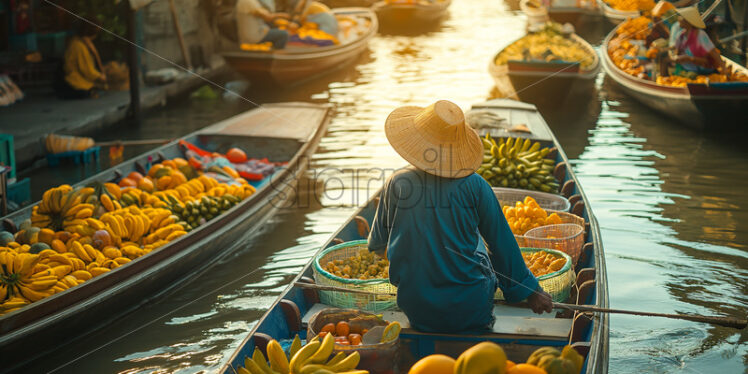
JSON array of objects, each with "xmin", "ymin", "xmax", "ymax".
[{"xmin": 368, "ymin": 100, "xmax": 553, "ymax": 333}]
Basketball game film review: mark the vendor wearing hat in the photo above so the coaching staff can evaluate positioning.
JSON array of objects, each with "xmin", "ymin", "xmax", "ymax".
[
  {"xmin": 368, "ymin": 100, "xmax": 553, "ymax": 333},
  {"xmin": 662, "ymin": 6, "xmax": 724, "ymax": 76}
]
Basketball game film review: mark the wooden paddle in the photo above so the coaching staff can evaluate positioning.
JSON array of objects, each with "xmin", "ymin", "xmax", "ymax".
[{"xmin": 293, "ymin": 282, "xmax": 748, "ymax": 329}]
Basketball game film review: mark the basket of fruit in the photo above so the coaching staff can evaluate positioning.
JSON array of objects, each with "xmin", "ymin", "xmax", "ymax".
[
  {"xmin": 312, "ymin": 240, "xmax": 396, "ymax": 311},
  {"xmin": 493, "ymin": 187, "xmax": 570, "ymax": 212},
  {"xmin": 524, "ymin": 223, "xmax": 585, "ymax": 265},
  {"xmin": 502, "ymin": 196, "xmax": 584, "ymax": 247},
  {"xmin": 495, "ymin": 248, "xmax": 574, "ymax": 302},
  {"xmin": 307, "ymin": 308, "xmax": 400, "ymax": 374}
]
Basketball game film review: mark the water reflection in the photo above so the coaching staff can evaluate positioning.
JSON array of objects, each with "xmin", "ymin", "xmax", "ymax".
[{"xmin": 17, "ymin": 0, "xmax": 748, "ymax": 372}]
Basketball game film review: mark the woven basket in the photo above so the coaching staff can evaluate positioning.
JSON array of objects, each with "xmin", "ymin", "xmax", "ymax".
[
  {"xmin": 513, "ymin": 210, "xmax": 585, "ymax": 247},
  {"xmin": 495, "ymin": 247, "xmax": 575, "ymax": 302},
  {"xmin": 524, "ymin": 224, "xmax": 585, "ymax": 265},
  {"xmin": 312, "ymin": 240, "xmax": 397, "ymax": 311},
  {"xmin": 493, "ymin": 187, "xmax": 571, "ymax": 212}
]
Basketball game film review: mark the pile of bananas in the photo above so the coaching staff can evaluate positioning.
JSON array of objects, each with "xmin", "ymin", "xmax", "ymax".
[
  {"xmin": 495, "ymin": 23, "xmax": 594, "ymax": 70},
  {"xmin": 1, "ymin": 157, "xmax": 259, "ymax": 315},
  {"xmin": 237, "ymin": 333, "xmax": 367, "ymax": 374},
  {"xmin": 477, "ymin": 134, "xmax": 559, "ymax": 193}
]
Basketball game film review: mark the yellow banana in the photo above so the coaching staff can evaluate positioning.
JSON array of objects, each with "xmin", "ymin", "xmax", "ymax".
[
  {"xmin": 307, "ymin": 330, "xmax": 334, "ymax": 364},
  {"xmin": 16, "ymin": 284, "xmax": 52, "ymax": 302},
  {"xmin": 290, "ymin": 340, "xmax": 321, "ymax": 373},
  {"xmin": 328, "ymin": 351, "xmax": 360, "ymax": 372},
  {"xmin": 71, "ymin": 242, "xmax": 92, "ymax": 262},
  {"xmin": 253, "ymin": 347, "xmax": 272, "ymax": 374},
  {"xmin": 71, "ymin": 270, "xmax": 92, "ymax": 281},
  {"xmin": 89, "ymin": 267, "xmax": 110, "ymax": 277},
  {"xmin": 266, "ymin": 339, "xmax": 289, "ymax": 374},
  {"xmin": 242, "ymin": 357, "xmax": 266, "ymax": 374},
  {"xmin": 62, "ymin": 275, "xmax": 79, "ymax": 288},
  {"xmin": 23, "ymin": 278, "xmax": 58, "ymax": 291},
  {"xmin": 100, "ymin": 194, "xmax": 115, "ymax": 212}
]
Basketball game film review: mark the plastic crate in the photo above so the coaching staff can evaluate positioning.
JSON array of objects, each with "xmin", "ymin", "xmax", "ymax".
[
  {"xmin": 46, "ymin": 146, "xmax": 100, "ymax": 167},
  {"xmin": 7, "ymin": 178, "xmax": 31, "ymax": 206},
  {"xmin": 0, "ymin": 134, "xmax": 15, "ymax": 180}
]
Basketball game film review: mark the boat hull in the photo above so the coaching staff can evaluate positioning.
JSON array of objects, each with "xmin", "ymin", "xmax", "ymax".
[
  {"xmin": 219, "ymin": 99, "xmax": 609, "ymax": 374},
  {"xmin": 0, "ymin": 103, "xmax": 332, "ymax": 371},
  {"xmin": 373, "ymin": 0, "xmax": 451, "ymax": 28},
  {"xmin": 222, "ymin": 8, "xmax": 377, "ymax": 86},
  {"xmin": 600, "ymin": 26, "xmax": 748, "ymax": 127}
]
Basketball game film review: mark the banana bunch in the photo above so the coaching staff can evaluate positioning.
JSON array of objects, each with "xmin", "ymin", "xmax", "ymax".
[
  {"xmin": 477, "ymin": 134, "xmax": 559, "ymax": 193},
  {"xmin": 31, "ymin": 186, "xmax": 96, "ymax": 231},
  {"xmin": 119, "ymin": 188, "xmax": 168, "ymax": 209},
  {"xmin": 0, "ymin": 251, "xmax": 67, "ymax": 307},
  {"xmin": 238, "ymin": 334, "xmax": 367, "ymax": 374}
]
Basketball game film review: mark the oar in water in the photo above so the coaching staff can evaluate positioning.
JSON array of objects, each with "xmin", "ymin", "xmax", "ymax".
[{"xmin": 293, "ymin": 282, "xmax": 747, "ymax": 330}]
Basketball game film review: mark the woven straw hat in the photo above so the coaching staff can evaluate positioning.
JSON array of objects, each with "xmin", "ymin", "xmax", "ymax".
[
  {"xmin": 384, "ymin": 100, "xmax": 483, "ymax": 178},
  {"xmin": 677, "ymin": 6, "xmax": 705, "ymax": 29}
]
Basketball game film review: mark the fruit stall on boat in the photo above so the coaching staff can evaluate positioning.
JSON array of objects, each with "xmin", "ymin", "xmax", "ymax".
[
  {"xmin": 219, "ymin": 99, "xmax": 609, "ymax": 374},
  {"xmin": 0, "ymin": 103, "xmax": 332, "ymax": 371},
  {"xmin": 601, "ymin": 17, "xmax": 748, "ymax": 127},
  {"xmin": 221, "ymin": 8, "xmax": 377, "ymax": 86},
  {"xmin": 489, "ymin": 23, "xmax": 600, "ymax": 108},
  {"xmin": 372, "ymin": 0, "xmax": 451, "ymax": 29}
]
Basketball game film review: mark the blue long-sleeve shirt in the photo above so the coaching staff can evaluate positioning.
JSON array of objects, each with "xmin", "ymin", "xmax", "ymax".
[{"xmin": 368, "ymin": 167, "xmax": 539, "ymax": 333}]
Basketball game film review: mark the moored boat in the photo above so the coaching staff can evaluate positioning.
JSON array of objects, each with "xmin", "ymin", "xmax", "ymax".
[
  {"xmin": 372, "ymin": 0, "xmax": 451, "ymax": 29},
  {"xmin": 0, "ymin": 103, "xmax": 332, "ymax": 371},
  {"xmin": 221, "ymin": 8, "xmax": 377, "ymax": 86},
  {"xmin": 601, "ymin": 21, "xmax": 748, "ymax": 127},
  {"xmin": 520, "ymin": 0, "xmax": 602, "ymax": 31},
  {"xmin": 219, "ymin": 99, "xmax": 609, "ymax": 374},
  {"xmin": 489, "ymin": 26, "xmax": 600, "ymax": 108}
]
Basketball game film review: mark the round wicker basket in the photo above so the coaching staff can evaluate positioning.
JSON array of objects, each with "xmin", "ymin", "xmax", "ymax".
[{"xmin": 495, "ymin": 247, "xmax": 575, "ymax": 302}]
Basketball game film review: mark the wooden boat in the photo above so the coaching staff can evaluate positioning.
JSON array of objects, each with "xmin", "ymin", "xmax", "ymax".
[
  {"xmin": 219, "ymin": 99, "xmax": 610, "ymax": 374},
  {"xmin": 520, "ymin": 0, "xmax": 602, "ymax": 31},
  {"xmin": 0, "ymin": 103, "xmax": 332, "ymax": 371},
  {"xmin": 489, "ymin": 33, "xmax": 600, "ymax": 107},
  {"xmin": 320, "ymin": 0, "xmax": 377, "ymax": 8},
  {"xmin": 372, "ymin": 0, "xmax": 451, "ymax": 28},
  {"xmin": 222, "ymin": 8, "xmax": 377, "ymax": 86},
  {"xmin": 601, "ymin": 25, "xmax": 748, "ymax": 127}
]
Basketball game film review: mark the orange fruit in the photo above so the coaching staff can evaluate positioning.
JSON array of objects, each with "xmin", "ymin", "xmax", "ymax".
[
  {"xmin": 156, "ymin": 176, "xmax": 172, "ymax": 191},
  {"xmin": 321, "ymin": 323, "xmax": 336, "ymax": 335},
  {"xmin": 170, "ymin": 170, "xmax": 187, "ymax": 187},
  {"xmin": 335, "ymin": 321, "xmax": 350, "ymax": 337},
  {"xmin": 173, "ymin": 157, "xmax": 188, "ymax": 168},
  {"xmin": 348, "ymin": 333, "xmax": 361, "ymax": 345},
  {"xmin": 226, "ymin": 147, "xmax": 248, "ymax": 163},
  {"xmin": 507, "ymin": 363, "xmax": 547, "ymax": 374},
  {"xmin": 127, "ymin": 171, "xmax": 144, "ymax": 181},
  {"xmin": 119, "ymin": 177, "xmax": 137, "ymax": 188},
  {"xmin": 148, "ymin": 164, "xmax": 164, "ymax": 178},
  {"xmin": 408, "ymin": 354, "xmax": 455, "ymax": 374},
  {"xmin": 161, "ymin": 160, "xmax": 177, "ymax": 169},
  {"xmin": 506, "ymin": 360, "xmax": 516, "ymax": 370},
  {"xmin": 138, "ymin": 177, "xmax": 154, "ymax": 192},
  {"xmin": 318, "ymin": 331, "xmax": 329, "ymax": 339}
]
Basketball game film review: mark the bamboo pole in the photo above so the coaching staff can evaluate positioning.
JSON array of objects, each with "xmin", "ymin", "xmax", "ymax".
[
  {"xmin": 96, "ymin": 139, "xmax": 172, "ymax": 147},
  {"xmin": 293, "ymin": 282, "xmax": 747, "ymax": 329},
  {"xmin": 168, "ymin": 0, "xmax": 192, "ymax": 69}
]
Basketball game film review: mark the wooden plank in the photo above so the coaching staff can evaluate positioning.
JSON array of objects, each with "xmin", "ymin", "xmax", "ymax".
[
  {"xmin": 205, "ymin": 103, "xmax": 330, "ymax": 141},
  {"xmin": 469, "ymin": 99, "xmax": 554, "ymax": 142},
  {"xmin": 302, "ymin": 303, "xmax": 570, "ymax": 339}
]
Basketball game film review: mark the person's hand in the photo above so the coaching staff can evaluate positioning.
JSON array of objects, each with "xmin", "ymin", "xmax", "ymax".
[{"xmin": 526, "ymin": 288, "xmax": 553, "ymax": 314}]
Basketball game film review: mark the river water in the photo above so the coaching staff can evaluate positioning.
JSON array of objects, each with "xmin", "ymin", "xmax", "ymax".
[{"xmin": 19, "ymin": 0, "xmax": 747, "ymax": 372}]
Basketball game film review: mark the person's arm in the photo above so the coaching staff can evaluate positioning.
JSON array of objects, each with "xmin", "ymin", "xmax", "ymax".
[{"xmin": 475, "ymin": 179, "xmax": 552, "ymax": 313}]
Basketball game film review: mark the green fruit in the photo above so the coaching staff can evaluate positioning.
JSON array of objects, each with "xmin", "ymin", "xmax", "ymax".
[
  {"xmin": 0, "ymin": 231, "xmax": 14, "ymax": 246},
  {"xmin": 29, "ymin": 242, "xmax": 51, "ymax": 254}
]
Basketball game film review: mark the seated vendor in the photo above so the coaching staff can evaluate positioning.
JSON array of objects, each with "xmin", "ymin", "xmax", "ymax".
[
  {"xmin": 368, "ymin": 100, "xmax": 553, "ymax": 334},
  {"xmin": 57, "ymin": 22, "xmax": 106, "ymax": 99},
  {"xmin": 661, "ymin": 6, "xmax": 724, "ymax": 76},
  {"xmin": 236, "ymin": 0, "xmax": 290, "ymax": 49},
  {"xmin": 646, "ymin": 1, "xmax": 676, "ymax": 46}
]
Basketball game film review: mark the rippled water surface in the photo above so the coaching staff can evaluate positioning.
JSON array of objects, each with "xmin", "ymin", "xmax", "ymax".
[{"xmin": 19, "ymin": 0, "xmax": 747, "ymax": 372}]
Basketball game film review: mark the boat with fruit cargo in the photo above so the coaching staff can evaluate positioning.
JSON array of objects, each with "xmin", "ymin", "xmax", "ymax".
[
  {"xmin": 602, "ymin": 17, "xmax": 748, "ymax": 127},
  {"xmin": 595, "ymin": 0, "xmax": 648, "ymax": 24},
  {"xmin": 0, "ymin": 103, "xmax": 332, "ymax": 371},
  {"xmin": 372, "ymin": 0, "xmax": 451, "ymax": 28},
  {"xmin": 489, "ymin": 24, "xmax": 600, "ymax": 107},
  {"xmin": 219, "ymin": 99, "xmax": 609, "ymax": 374},
  {"xmin": 221, "ymin": 8, "xmax": 377, "ymax": 86}
]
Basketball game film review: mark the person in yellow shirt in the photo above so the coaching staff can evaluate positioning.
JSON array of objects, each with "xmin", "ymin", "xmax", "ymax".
[{"xmin": 56, "ymin": 22, "xmax": 107, "ymax": 99}]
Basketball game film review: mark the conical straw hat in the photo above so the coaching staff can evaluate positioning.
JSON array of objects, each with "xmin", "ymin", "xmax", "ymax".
[
  {"xmin": 384, "ymin": 100, "xmax": 483, "ymax": 178},
  {"xmin": 676, "ymin": 6, "xmax": 705, "ymax": 29}
]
